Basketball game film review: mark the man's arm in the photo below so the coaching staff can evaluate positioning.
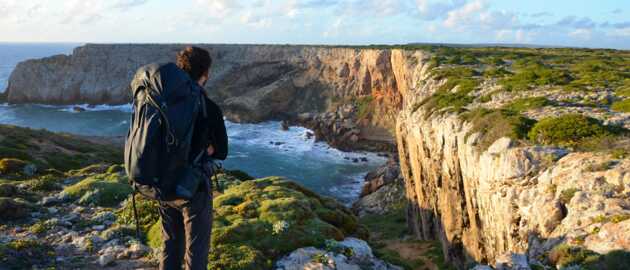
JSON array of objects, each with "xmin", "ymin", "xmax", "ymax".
[{"xmin": 206, "ymin": 97, "xmax": 228, "ymax": 160}]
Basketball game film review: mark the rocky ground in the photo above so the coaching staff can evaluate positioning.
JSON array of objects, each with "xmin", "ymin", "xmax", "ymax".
[{"xmin": 0, "ymin": 124, "xmax": 416, "ymax": 270}]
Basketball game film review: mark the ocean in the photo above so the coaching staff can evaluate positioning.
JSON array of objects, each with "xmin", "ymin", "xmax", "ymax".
[{"xmin": 0, "ymin": 43, "xmax": 385, "ymax": 204}]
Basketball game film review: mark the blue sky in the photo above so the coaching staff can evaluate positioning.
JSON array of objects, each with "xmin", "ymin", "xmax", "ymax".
[{"xmin": 0, "ymin": 0, "xmax": 628, "ymax": 49}]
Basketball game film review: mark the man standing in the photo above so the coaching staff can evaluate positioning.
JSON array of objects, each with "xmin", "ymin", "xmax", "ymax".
[
  {"xmin": 159, "ymin": 47, "xmax": 228, "ymax": 270},
  {"xmin": 126, "ymin": 46, "xmax": 227, "ymax": 270}
]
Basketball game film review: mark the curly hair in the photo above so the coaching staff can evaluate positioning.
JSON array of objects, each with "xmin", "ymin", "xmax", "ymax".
[{"xmin": 176, "ymin": 46, "xmax": 212, "ymax": 82}]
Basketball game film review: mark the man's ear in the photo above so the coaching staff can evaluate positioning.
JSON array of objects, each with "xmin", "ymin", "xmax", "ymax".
[{"xmin": 198, "ymin": 70, "xmax": 210, "ymax": 86}]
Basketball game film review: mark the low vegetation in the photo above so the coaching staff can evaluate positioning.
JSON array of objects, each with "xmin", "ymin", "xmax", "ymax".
[
  {"xmin": 548, "ymin": 244, "xmax": 630, "ymax": 270},
  {"xmin": 527, "ymin": 114, "xmax": 619, "ymax": 149},
  {"xmin": 611, "ymin": 99, "xmax": 630, "ymax": 113},
  {"xmin": 502, "ymin": 96, "xmax": 555, "ymax": 113},
  {"xmin": 144, "ymin": 177, "xmax": 367, "ymax": 270},
  {"xmin": 63, "ymin": 171, "xmax": 132, "ymax": 207},
  {"xmin": 0, "ymin": 124, "xmax": 121, "ymax": 173},
  {"xmin": 360, "ymin": 203, "xmax": 455, "ymax": 270},
  {"xmin": 462, "ymin": 108, "xmax": 536, "ymax": 150},
  {"xmin": 0, "ymin": 239, "xmax": 55, "ymax": 269}
]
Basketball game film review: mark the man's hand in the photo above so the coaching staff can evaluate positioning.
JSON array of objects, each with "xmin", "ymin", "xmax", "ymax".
[{"xmin": 207, "ymin": 145, "xmax": 215, "ymax": 156}]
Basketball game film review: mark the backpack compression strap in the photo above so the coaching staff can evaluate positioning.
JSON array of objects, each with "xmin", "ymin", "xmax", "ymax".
[{"xmin": 143, "ymin": 88, "xmax": 178, "ymax": 147}]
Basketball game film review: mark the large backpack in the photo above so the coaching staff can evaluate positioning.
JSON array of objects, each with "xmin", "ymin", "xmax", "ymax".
[{"xmin": 124, "ymin": 63, "xmax": 203, "ymax": 201}]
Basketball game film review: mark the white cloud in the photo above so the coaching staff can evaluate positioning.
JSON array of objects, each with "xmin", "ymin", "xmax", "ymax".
[
  {"xmin": 443, "ymin": 0, "xmax": 485, "ymax": 28},
  {"xmin": 60, "ymin": 0, "xmax": 150, "ymax": 24},
  {"xmin": 195, "ymin": 0, "xmax": 241, "ymax": 18},
  {"xmin": 240, "ymin": 11, "xmax": 272, "ymax": 28},
  {"xmin": 607, "ymin": 27, "xmax": 630, "ymax": 37},
  {"xmin": 415, "ymin": 0, "xmax": 465, "ymax": 20}
]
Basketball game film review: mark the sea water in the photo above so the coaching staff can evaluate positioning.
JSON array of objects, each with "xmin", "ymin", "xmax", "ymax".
[{"xmin": 0, "ymin": 43, "xmax": 386, "ymax": 204}]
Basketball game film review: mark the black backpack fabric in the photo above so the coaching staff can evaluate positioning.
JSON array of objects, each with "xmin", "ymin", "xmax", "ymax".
[{"xmin": 124, "ymin": 63, "xmax": 203, "ymax": 200}]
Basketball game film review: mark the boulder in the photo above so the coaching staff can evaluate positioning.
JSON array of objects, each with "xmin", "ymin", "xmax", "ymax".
[
  {"xmin": 275, "ymin": 237, "xmax": 402, "ymax": 270},
  {"xmin": 352, "ymin": 179, "xmax": 404, "ymax": 217},
  {"xmin": 0, "ymin": 197, "xmax": 31, "ymax": 220},
  {"xmin": 0, "ymin": 158, "xmax": 28, "ymax": 176}
]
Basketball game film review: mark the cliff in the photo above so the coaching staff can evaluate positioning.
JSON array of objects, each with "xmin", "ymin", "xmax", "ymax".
[
  {"xmin": 6, "ymin": 44, "xmax": 406, "ymax": 130},
  {"xmin": 6, "ymin": 44, "xmax": 630, "ymax": 269}
]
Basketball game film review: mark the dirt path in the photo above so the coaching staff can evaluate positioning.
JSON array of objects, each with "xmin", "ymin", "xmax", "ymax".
[{"xmin": 385, "ymin": 240, "xmax": 438, "ymax": 270}]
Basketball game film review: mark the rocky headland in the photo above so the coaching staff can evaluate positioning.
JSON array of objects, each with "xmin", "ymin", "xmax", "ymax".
[{"xmin": 3, "ymin": 44, "xmax": 630, "ymax": 269}]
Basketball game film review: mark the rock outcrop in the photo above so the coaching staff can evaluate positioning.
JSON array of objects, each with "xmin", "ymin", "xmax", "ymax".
[
  {"xmin": 395, "ymin": 58, "xmax": 630, "ymax": 268},
  {"xmin": 275, "ymin": 237, "xmax": 403, "ymax": 270},
  {"xmin": 6, "ymin": 44, "xmax": 407, "ymax": 131}
]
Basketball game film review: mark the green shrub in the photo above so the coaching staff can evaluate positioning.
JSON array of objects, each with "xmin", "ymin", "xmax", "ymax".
[
  {"xmin": 549, "ymin": 244, "xmax": 630, "ymax": 270},
  {"xmin": 63, "ymin": 172, "xmax": 132, "ymax": 207},
  {"xmin": 462, "ymin": 108, "xmax": 536, "ymax": 150},
  {"xmin": 419, "ymin": 90, "xmax": 475, "ymax": 113},
  {"xmin": 559, "ymin": 188, "xmax": 580, "ymax": 204},
  {"xmin": 116, "ymin": 195, "xmax": 160, "ymax": 233},
  {"xmin": 611, "ymin": 99, "xmax": 630, "ymax": 113},
  {"xmin": 355, "ymin": 96, "xmax": 374, "ymax": 120},
  {"xmin": 483, "ymin": 67, "xmax": 512, "ymax": 78},
  {"xmin": 527, "ymin": 114, "xmax": 611, "ymax": 148},
  {"xmin": 616, "ymin": 80, "xmax": 630, "ymax": 97},
  {"xmin": 585, "ymin": 160, "xmax": 615, "ymax": 172},
  {"xmin": 501, "ymin": 62, "xmax": 571, "ymax": 91},
  {"xmin": 25, "ymin": 174, "xmax": 62, "ymax": 192},
  {"xmin": 548, "ymin": 244, "xmax": 600, "ymax": 268},
  {"xmin": 610, "ymin": 214, "xmax": 630, "ymax": 223},
  {"xmin": 503, "ymin": 97, "xmax": 554, "ymax": 113}
]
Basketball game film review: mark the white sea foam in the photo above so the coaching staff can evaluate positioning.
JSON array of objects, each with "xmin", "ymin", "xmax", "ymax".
[
  {"xmin": 54, "ymin": 103, "xmax": 133, "ymax": 113},
  {"xmin": 226, "ymin": 121, "xmax": 387, "ymax": 165}
]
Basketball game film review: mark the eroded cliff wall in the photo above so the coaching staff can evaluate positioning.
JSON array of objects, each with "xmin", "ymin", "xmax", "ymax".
[
  {"xmin": 396, "ymin": 59, "xmax": 630, "ymax": 268},
  {"xmin": 7, "ymin": 45, "xmax": 629, "ymax": 269},
  {"xmin": 6, "ymin": 44, "xmax": 412, "ymax": 130}
]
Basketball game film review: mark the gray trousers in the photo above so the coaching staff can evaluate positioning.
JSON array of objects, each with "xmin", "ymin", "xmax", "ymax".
[{"xmin": 158, "ymin": 190, "xmax": 212, "ymax": 270}]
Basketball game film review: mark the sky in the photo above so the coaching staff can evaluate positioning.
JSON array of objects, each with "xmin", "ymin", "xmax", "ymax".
[{"xmin": 0, "ymin": 0, "xmax": 628, "ymax": 49}]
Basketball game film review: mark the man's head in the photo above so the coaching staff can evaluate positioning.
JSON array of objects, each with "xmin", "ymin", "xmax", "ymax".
[{"xmin": 176, "ymin": 46, "xmax": 212, "ymax": 87}]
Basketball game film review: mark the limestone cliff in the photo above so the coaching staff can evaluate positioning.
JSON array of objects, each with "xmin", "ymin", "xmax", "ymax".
[
  {"xmin": 6, "ymin": 44, "xmax": 405, "ymax": 130},
  {"xmin": 395, "ymin": 56, "xmax": 630, "ymax": 268},
  {"xmin": 6, "ymin": 44, "xmax": 630, "ymax": 269}
]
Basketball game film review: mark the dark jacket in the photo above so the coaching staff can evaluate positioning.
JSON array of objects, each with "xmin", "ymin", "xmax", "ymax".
[{"xmin": 189, "ymin": 87, "xmax": 228, "ymax": 162}]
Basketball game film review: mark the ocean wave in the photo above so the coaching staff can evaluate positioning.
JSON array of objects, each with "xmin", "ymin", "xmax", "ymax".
[{"xmin": 54, "ymin": 103, "xmax": 133, "ymax": 113}]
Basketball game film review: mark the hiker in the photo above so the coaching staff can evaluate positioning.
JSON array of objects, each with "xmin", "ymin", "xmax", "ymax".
[{"xmin": 125, "ymin": 46, "xmax": 228, "ymax": 270}]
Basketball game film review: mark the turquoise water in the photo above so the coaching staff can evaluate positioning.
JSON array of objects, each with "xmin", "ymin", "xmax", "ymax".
[{"xmin": 0, "ymin": 44, "xmax": 386, "ymax": 204}]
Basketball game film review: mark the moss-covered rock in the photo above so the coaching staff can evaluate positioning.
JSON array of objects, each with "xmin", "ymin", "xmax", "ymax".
[
  {"xmin": 146, "ymin": 177, "xmax": 366, "ymax": 270},
  {"xmin": 0, "ymin": 158, "xmax": 28, "ymax": 176},
  {"xmin": 63, "ymin": 172, "xmax": 132, "ymax": 207},
  {"xmin": 0, "ymin": 239, "xmax": 55, "ymax": 269},
  {"xmin": 67, "ymin": 163, "xmax": 112, "ymax": 177},
  {"xmin": 611, "ymin": 99, "xmax": 630, "ymax": 113},
  {"xmin": 24, "ymin": 174, "xmax": 63, "ymax": 192},
  {"xmin": 0, "ymin": 197, "xmax": 32, "ymax": 220}
]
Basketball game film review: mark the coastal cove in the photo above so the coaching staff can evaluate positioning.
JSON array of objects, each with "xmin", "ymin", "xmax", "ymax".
[
  {"xmin": 0, "ymin": 103, "xmax": 387, "ymax": 204},
  {"xmin": 1, "ymin": 42, "xmax": 629, "ymax": 269}
]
